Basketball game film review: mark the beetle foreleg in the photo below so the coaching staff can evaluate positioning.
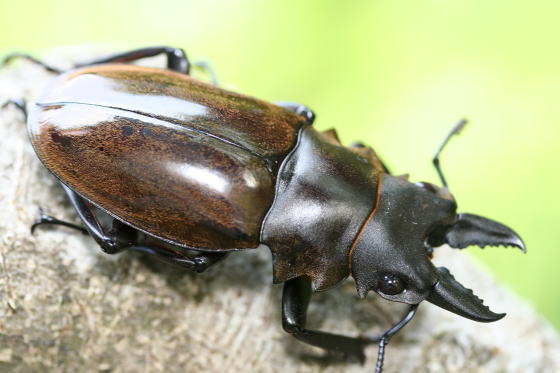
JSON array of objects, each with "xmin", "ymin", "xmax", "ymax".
[
  {"xmin": 282, "ymin": 277, "xmax": 374, "ymax": 364},
  {"xmin": 73, "ymin": 46, "xmax": 190, "ymax": 74}
]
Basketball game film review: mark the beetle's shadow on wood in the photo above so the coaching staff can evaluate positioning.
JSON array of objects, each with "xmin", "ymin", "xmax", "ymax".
[{"xmin": 131, "ymin": 246, "xmax": 273, "ymax": 298}]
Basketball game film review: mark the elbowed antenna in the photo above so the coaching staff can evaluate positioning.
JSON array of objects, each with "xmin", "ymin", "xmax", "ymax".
[{"xmin": 432, "ymin": 119, "xmax": 468, "ymax": 188}]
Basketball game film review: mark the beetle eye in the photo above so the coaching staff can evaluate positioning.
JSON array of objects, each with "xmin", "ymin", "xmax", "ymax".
[{"xmin": 378, "ymin": 274, "xmax": 404, "ymax": 295}]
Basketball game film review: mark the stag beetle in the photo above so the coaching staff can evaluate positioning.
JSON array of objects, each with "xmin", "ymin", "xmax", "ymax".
[{"xmin": 1, "ymin": 46, "xmax": 525, "ymax": 372}]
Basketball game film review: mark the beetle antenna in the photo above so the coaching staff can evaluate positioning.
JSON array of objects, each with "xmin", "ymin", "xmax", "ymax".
[
  {"xmin": 432, "ymin": 119, "xmax": 468, "ymax": 188},
  {"xmin": 371, "ymin": 305, "xmax": 418, "ymax": 373}
]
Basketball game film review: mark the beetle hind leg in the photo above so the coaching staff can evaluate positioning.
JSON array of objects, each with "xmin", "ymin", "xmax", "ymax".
[
  {"xmin": 58, "ymin": 183, "xmax": 228, "ymax": 272},
  {"xmin": 1, "ymin": 99, "xmax": 28, "ymax": 122},
  {"xmin": 1, "ymin": 53, "xmax": 62, "ymax": 74},
  {"xmin": 3, "ymin": 47, "xmax": 190, "ymax": 75},
  {"xmin": 60, "ymin": 184, "xmax": 138, "ymax": 254},
  {"xmin": 30, "ymin": 207, "xmax": 88, "ymax": 235},
  {"xmin": 73, "ymin": 46, "xmax": 190, "ymax": 74}
]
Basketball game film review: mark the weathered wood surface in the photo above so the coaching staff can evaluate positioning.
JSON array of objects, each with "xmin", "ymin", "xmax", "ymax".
[{"xmin": 1, "ymin": 48, "xmax": 559, "ymax": 373}]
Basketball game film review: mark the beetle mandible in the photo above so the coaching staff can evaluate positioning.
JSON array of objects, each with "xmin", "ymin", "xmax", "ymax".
[{"xmin": 1, "ymin": 46, "xmax": 525, "ymax": 372}]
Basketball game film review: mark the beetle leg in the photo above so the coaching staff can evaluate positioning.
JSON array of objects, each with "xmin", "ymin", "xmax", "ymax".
[
  {"xmin": 193, "ymin": 60, "xmax": 220, "ymax": 86},
  {"xmin": 275, "ymin": 102, "xmax": 316, "ymax": 125},
  {"xmin": 73, "ymin": 46, "xmax": 190, "ymax": 74},
  {"xmin": 164, "ymin": 251, "xmax": 227, "ymax": 273},
  {"xmin": 282, "ymin": 277, "xmax": 374, "ymax": 364},
  {"xmin": 129, "ymin": 245, "xmax": 227, "ymax": 273},
  {"xmin": 30, "ymin": 207, "xmax": 88, "ymax": 235},
  {"xmin": 1, "ymin": 53, "xmax": 62, "ymax": 74},
  {"xmin": 62, "ymin": 184, "xmax": 137, "ymax": 254},
  {"xmin": 61, "ymin": 183, "xmax": 227, "ymax": 271},
  {"xmin": 1, "ymin": 99, "xmax": 27, "ymax": 121}
]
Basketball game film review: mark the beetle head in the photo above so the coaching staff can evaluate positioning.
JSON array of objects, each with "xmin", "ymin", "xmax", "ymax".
[{"xmin": 351, "ymin": 175, "xmax": 525, "ymax": 322}]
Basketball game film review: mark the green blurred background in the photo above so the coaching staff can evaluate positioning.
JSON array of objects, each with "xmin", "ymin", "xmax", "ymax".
[{"xmin": 1, "ymin": 1, "xmax": 558, "ymax": 328}]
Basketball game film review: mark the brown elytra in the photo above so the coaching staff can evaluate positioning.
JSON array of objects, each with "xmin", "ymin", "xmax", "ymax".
[{"xmin": 29, "ymin": 64, "xmax": 385, "ymax": 287}]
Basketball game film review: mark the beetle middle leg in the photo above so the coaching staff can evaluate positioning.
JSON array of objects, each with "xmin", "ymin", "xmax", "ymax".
[
  {"xmin": 130, "ymin": 245, "xmax": 227, "ymax": 273},
  {"xmin": 275, "ymin": 102, "xmax": 316, "ymax": 125},
  {"xmin": 282, "ymin": 276, "xmax": 375, "ymax": 363},
  {"xmin": 192, "ymin": 60, "xmax": 220, "ymax": 86}
]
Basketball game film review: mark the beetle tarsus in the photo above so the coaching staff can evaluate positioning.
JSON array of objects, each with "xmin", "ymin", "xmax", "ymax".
[
  {"xmin": 30, "ymin": 208, "xmax": 88, "ymax": 235},
  {"xmin": 73, "ymin": 46, "xmax": 190, "ymax": 74},
  {"xmin": 1, "ymin": 53, "xmax": 62, "ymax": 74},
  {"xmin": 1, "ymin": 99, "xmax": 28, "ymax": 121}
]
